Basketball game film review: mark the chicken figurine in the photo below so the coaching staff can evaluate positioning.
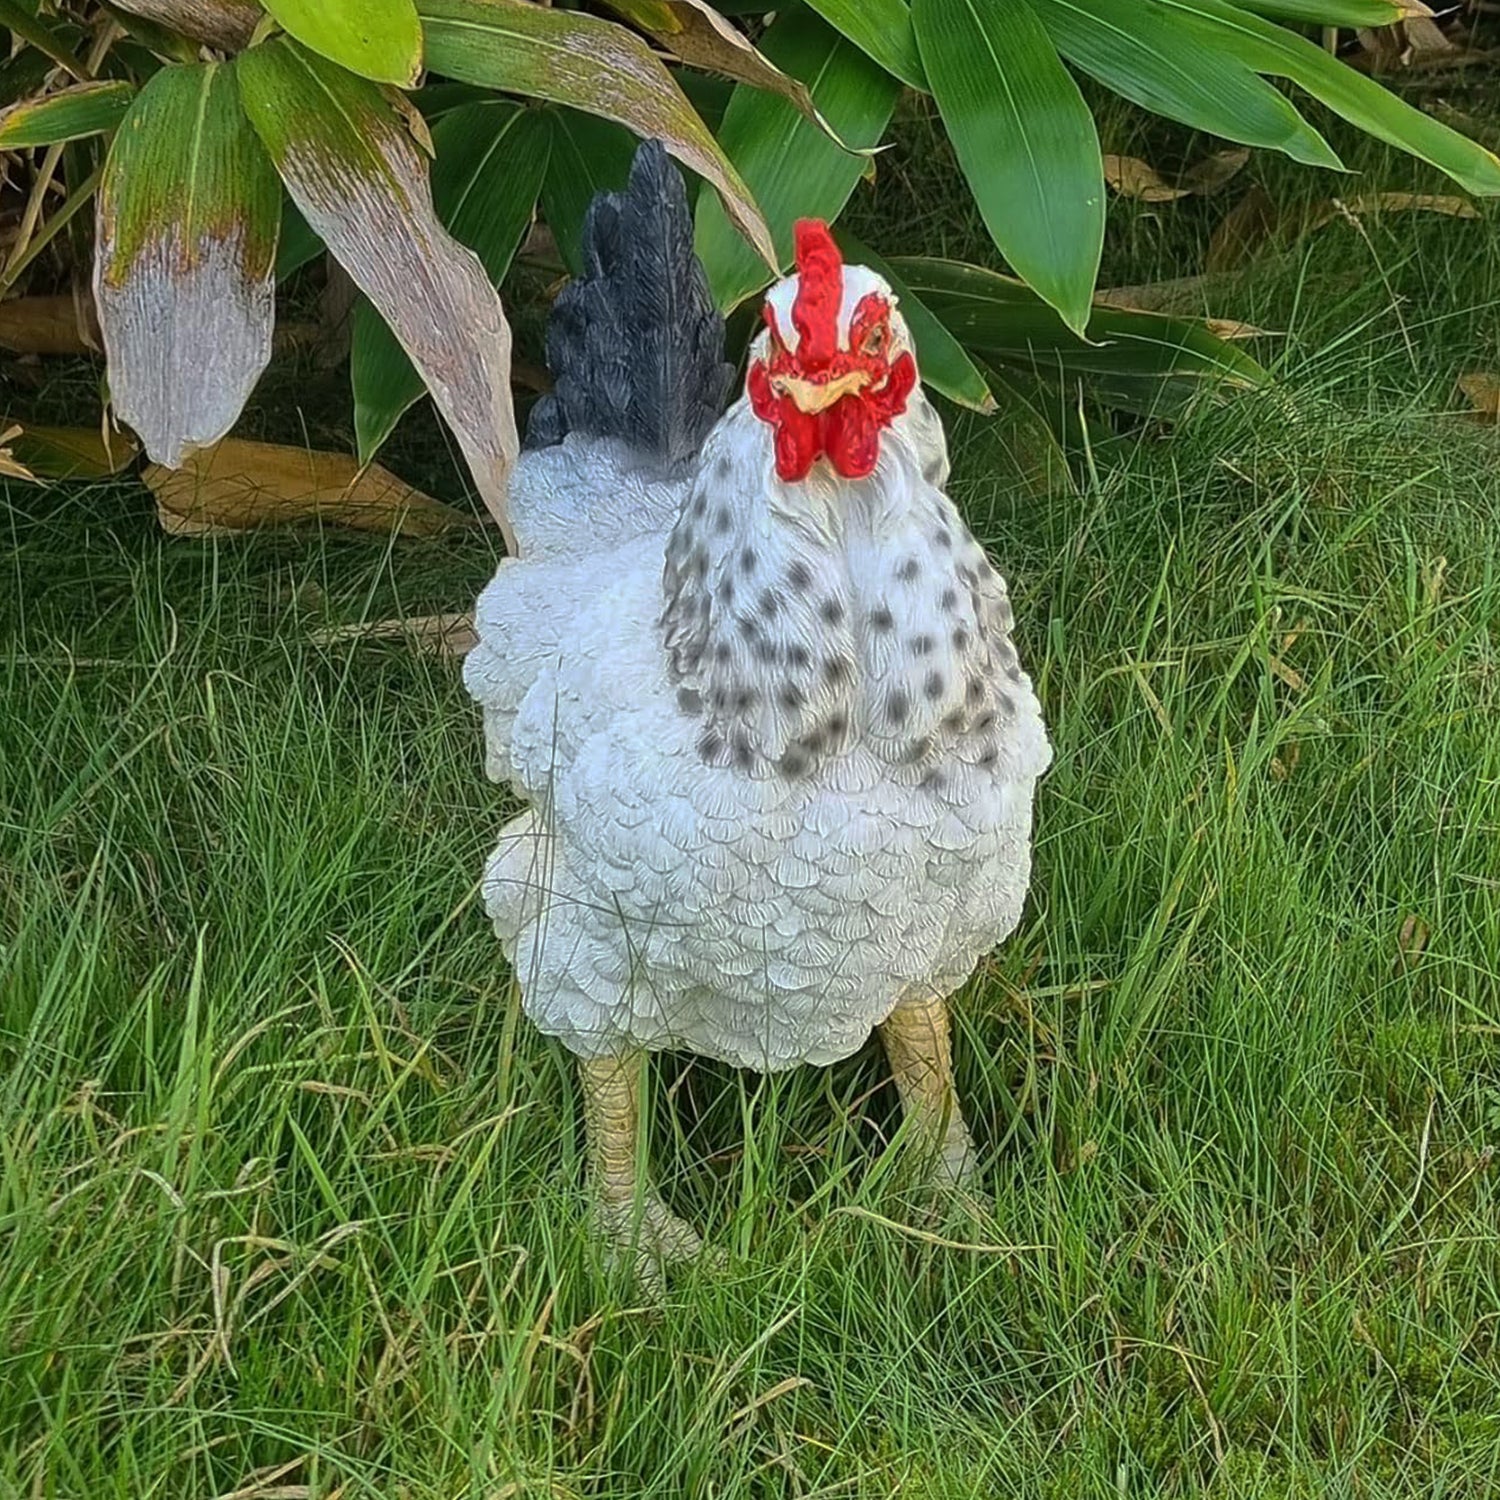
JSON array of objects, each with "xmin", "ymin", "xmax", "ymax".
[{"xmin": 464, "ymin": 143, "xmax": 1051, "ymax": 1284}]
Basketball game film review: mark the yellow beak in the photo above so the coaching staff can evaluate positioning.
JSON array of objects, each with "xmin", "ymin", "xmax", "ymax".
[{"xmin": 772, "ymin": 368, "xmax": 872, "ymax": 414}]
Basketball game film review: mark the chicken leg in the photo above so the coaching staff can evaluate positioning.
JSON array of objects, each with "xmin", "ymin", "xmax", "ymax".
[
  {"xmin": 578, "ymin": 1050, "xmax": 707, "ymax": 1290},
  {"xmin": 878, "ymin": 991, "xmax": 980, "ymax": 1190}
]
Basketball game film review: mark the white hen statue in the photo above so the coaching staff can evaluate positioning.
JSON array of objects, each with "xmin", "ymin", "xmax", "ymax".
[{"xmin": 464, "ymin": 142, "xmax": 1051, "ymax": 1285}]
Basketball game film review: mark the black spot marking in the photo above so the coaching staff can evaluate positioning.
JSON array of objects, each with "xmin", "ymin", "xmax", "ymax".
[
  {"xmin": 711, "ymin": 687, "xmax": 728, "ymax": 711},
  {"xmin": 787, "ymin": 560, "xmax": 812, "ymax": 592},
  {"xmin": 714, "ymin": 642, "xmax": 732, "ymax": 664},
  {"xmin": 779, "ymin": 746, "xmax": 810, "ymax": 778},
  {"xmin": 677, "ymin": 687, "xmax": 702, "ymax": 715},
  {"xmin": 778, "ymin": 681, "xmax": 805, "ymax": 711},
  {"xmin": 720, "ymin": 576, "xmax": 735, "ymax": 607},
  {"xmin": 887, "ymin": 689, "xmax": 909, "ymax": 726},
  {"xmin": 828, "ymin": 712, "xmax": 848, "ymax": 738},
  {"xmin": 787, "ymin": 644, "xmax": 810, "ymax": 669},
  {"xmin": 920, "ymin": 769, "xmax": 944, "ymax": 792},
  {"xmin": 759, "ymin": 589, "xmax": 780, "ymax": 619},
  {"xmin": 953, "ymin": 627, "xmax": 970, "ymax": 651},
  {"xmin": 932, "ymin": 528, "xmax": 952, "ymax": 550},
  {"xmin": 738, "ymin": 616, "xmax": 759, "ymax": 640},
  {"xmin": 924, "ymin": 671, "xmax": 945, "ymax": 700},
  {"xmin": 939, "ymin": 588, "xmax": 958, "ymax": 612},
  {"xmin": 910, "ymin": 634, "xmax": 933, "ymax": 657},
  {"xmin": 999, "ymin": 692, "xmax": 1016, "ymax": 715},
  {"xmin": 979, "ymin": 747, "xmax": 998, "ymax": 767},
  {"xmin": 943, "ymin": 709, "xmax": 966, "ymax": 732},
  {"xmin": 698, "ymin": 731, "xmax": 723, "ymax": 763},
  {"xmin": 958, "ymin": 565, "xmax": 978, "ymax": 586},
  {"xmin": 824, "ymin": 654, "xmax": 852, "ymax": 683},
  {"xmin": 819, "ymin": 597, "xmax": 845, "ymax": 625},
  {"xmin": 732, "ymin": 731, "xmax": 754, "ymax": 770},
  {"xmin": 692, "ymin": 493, "xmax": 707, "ymax": 518},
  {"xmin": 692, "ymin": 550, "xmax": 708, "ymax": 581},
  {"xmin": 801, "ymin": 729, "xmax": 825, "ymax": 753},
  {"xmin": 975, "ymin": 710, "xmax": 996, "ymax": 732},
  {"xmin": 897, "ymin": 556, "xmax": 920, "ymax": 582},
  {"xmin": 966, "ymin": 677, "xmax": 985, "ymax": 705},
  {"xmin": 713, "ymin": 506, "xmax": 732, "ymax": 534},
  {"xmin": 740, "ymin": 547, "xmax": 757, "ymax": 575},
  {"xmin": 870, "ymin": 607, "xmax": 894, "ymax": 632},
  {"xmin": 734, "ymin": 687, "xmax": 758, "ymax": 711},
  {"xmin": 714, "ymin": 454, "xmax": 731, "ymax": 480}
]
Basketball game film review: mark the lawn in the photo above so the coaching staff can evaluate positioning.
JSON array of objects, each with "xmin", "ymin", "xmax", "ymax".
[{"xmin": 3, "ymin": 98, "xmax": 1500, "ymax": 1498}]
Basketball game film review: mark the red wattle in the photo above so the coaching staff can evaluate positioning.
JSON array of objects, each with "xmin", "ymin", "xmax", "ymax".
[{"xmin": 824, "ymin": 397, "xmax": 878, "ymax": 479}]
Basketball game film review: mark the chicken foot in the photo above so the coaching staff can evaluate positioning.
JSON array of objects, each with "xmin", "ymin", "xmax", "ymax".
[
  {"xmin": 878, "ymin": 991, "xmax": 981, "ymax": 1191},
  {"xmin": 578, "ymin": 1050, "xmax": 709, "ymax": 1292}
]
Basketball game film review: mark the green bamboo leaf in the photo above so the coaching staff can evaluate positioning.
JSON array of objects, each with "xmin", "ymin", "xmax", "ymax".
[
  {"xmin": 95, "ymin": 61, "xmax": 280, "ymax": 467},
  {"xmin": 694, "ymin": 8, "xmax": 900, "ymax": 311},
  {"xmin": 0, "ymin": 80, "xmax": 135, "ymax": 148},
  {"xmin": 833, "ymin": 229, "xmax": 993, "ymax": 412},
  {"xmin": 541, "ymin": 107, "xmax": 641, "ymax": 276},
  {"xmin": 262, "ymin": 0, "xmax": 423, "ymax": 88},
  {"xmin": 237, "ymin": 36, "xmax": 519, "ymax": 542},
  {"xmin": 1036, "ymin": 0, "xmax": 1342, "ymax": 170},
  {"xmin": 0, "ymin": 419, "xmax": 140, "ymax": 480},
  {"xmin": 892, "ymin": 255, "xmax": 1267, "ymax": 415},
  {"xmin": 417, "ymin": 0, "xmax": 776, "ymax": 271},
  {"xmin": 275, "ymin": 195, "xmax": 323, "ymax": 280},
  {"xmin": 599, "ymin": 0, "xmax": 832, "ymax": 132},
  {"xmin": 914, "ymin": 0, "xmax": 1103, "ymax": 336},
  {"xmin": 352, "ymin": 103, "xmax": 549, "ymax": 461},
  {"xmin": 1159, "ymin": 0, "xmax": 1500, "ymax": 195},
  {"xmin": 1233, "ymin": 0, "xmax": 1408, "ymax": 22},
  {"xmin": 802, "ymin": 0, "xmax": 927, "ymax": 90}
]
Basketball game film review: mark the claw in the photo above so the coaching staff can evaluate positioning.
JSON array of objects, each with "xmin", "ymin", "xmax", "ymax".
[{"xmin": 593, "ymin": 1192, "xmax": 719, "ymax": 1296}]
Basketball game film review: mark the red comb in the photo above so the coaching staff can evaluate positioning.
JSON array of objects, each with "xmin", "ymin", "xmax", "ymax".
[{"xmin": 790, "ymin": 219, "xmax": 842, "ymax": 368}]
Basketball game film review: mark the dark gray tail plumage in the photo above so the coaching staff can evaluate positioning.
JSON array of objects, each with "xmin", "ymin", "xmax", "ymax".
[{"xmin": 525, "ymin": 140, "xmax": 733, "ymax": 468}]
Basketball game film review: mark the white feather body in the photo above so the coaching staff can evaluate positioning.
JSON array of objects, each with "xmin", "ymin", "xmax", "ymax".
[{"xmin": 464, "ymin": 397, "xmax": 1051, "ymax": 1072}]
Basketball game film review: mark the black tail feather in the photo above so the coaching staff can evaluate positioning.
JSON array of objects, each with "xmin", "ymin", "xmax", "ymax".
[{"xmin": 525, "ymin": 140, "xmax": 733, "ymax": 467}]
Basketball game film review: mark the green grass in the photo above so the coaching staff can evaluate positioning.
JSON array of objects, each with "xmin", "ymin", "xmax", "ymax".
[{"xmin": 4, "ymin": 103, "xmax": 1500, "ymax": 1498}]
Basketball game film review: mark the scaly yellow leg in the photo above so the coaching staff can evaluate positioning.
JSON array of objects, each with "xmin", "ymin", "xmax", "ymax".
[
  {"xmin": 877, "ymin": 992, "xmax": 980, "ymax": 1189},
  {"xmin": 577, "ymin": 1050, "xmax": 707, "ymax": 1290}
]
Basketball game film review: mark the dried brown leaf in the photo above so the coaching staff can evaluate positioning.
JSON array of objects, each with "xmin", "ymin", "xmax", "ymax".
[
  {"xmin": 1103, "ymin": 154, "xmax": 1189, "ymax": 204},
  {"xmin": 1458, "ymin": 371, "xmax": 1500, "ymax": 422},
  {"xmin": 143, "ymin": 438, "xmax": 472, "ymax": 537},
  {"xmin": 310, "ymin": 612, "xmax": 477, "ymax": 655},
  {"xmin": 1396, "ymin": 913, "xmax": 1431, "ymax": 968},
  {"xmin": 1206, "ymin": 186, "xmax": 1281, "ymax": 272},
  {"xmin": 0, "ymin": 292, "xmax": 99, "ymax": 354},
  {"xmin": 110, "ymin": 0, "xmax": 261, "ymax": 50},
  {"xmin": 1180, "ymin": 147, "xmax": 1251, "ymax": 196}
]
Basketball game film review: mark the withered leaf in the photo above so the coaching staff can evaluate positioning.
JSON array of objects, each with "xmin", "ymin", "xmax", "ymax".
[
  {"xmin": 310, "ymin": 611, "xmax": 477, "ymax": 655},
  {"xmin": 143, "ymin": 438, "xmax": 473, "ymax": 537}
]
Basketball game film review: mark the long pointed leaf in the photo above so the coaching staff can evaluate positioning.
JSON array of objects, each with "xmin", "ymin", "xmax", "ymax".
[
  {"xmin": 237, "ymin": 37, "xmax": 519, "ymax": 545},
  {"xmin": 802, "ymin": 0, "xmax": 927, "ymax": 90},
  {"xmin": 893, "ymin": 256, "xmax": 1268, "ymax": 414},
  {"xmin": 914, "ymin": 0, "xmax": 1103, "ymax": 335},
  {"xmin": 599, "ymin": 0, "xmax": 831, "ymax": 133},
  {"xmin": 353, "ymin": 104, "xmax": 549, "ymax": 461},
  {"xmin": 416, "ymin": 0, "xmax": 775, "ymax": 271},
  {"xmin": 108, "ymin": 0, "xmax": 261, "ymax": 50},
  {"xmin": 262, "ymin": 0, "xmax": 423, "ymax": 88},
  {"xmin": 95, "ymin": 62, "xmax": 280, "ymax": 467},
  {"xmin": 694, "ymin": 7, "xmax": 900, "ymax": 311},
  {"xmin": 1036, "ymin": 0, "xmax": 1342, "ymax": 171},
  {"xmin": 0, "ymin": 80, "xmax": 135, "ymax": 149},
  {"xmin": 1160, "ymin": 0, "xmax": 1500, "ymax": 195}
]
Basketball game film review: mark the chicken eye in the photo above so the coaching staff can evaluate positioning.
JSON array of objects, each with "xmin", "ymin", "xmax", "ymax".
[{"xmin": 858, "ymin": 321, "xmax": 888, "ymax": 358}]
